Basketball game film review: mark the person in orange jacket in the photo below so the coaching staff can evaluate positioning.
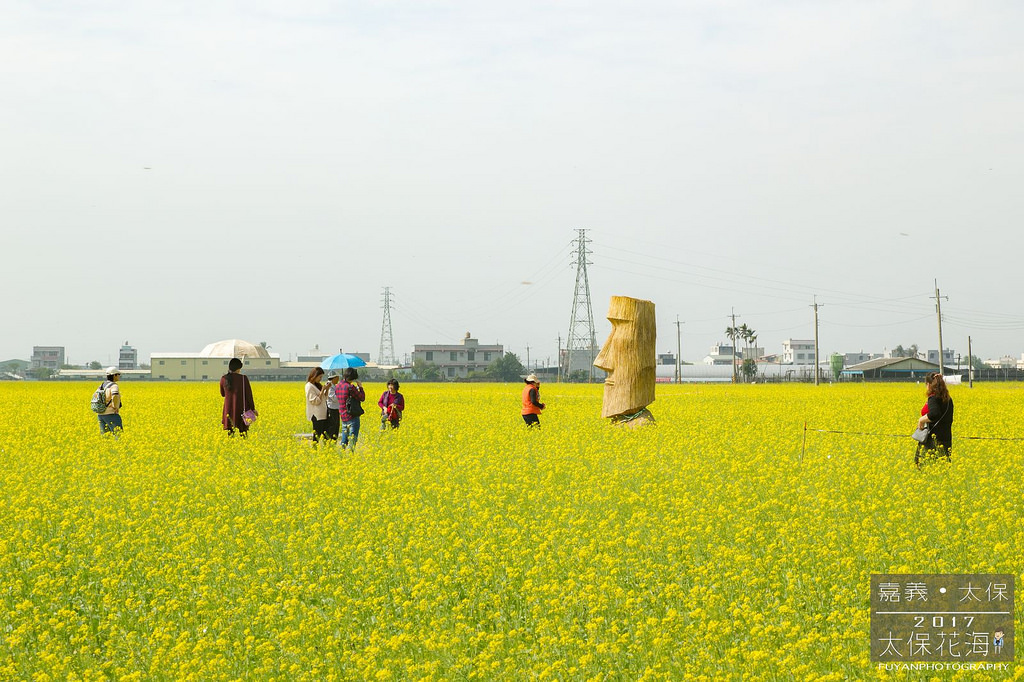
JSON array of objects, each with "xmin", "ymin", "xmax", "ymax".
[{"xmin": 521, "ymin": 374, "xmax": 545, "ymax": 427}]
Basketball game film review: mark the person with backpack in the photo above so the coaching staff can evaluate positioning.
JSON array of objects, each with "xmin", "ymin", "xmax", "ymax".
[
  {"xmin": 220, "ymin": 358, "xmax": 256, "ymax": 436},
  {"xmin": 336, "ymin": 368, "xmax": 365, "ymax": 449},
  {"xmin": 378, "ymin": 378, "xmax": 405, "ymax": 430},
  {"xmin": 95, "ymin": 367, "xmax": 123, "ymax": 434}
]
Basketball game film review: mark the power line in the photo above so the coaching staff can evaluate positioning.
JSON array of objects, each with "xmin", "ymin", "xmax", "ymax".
[{"xmin": 591, "ymin": 239, "xmax": 936, "ymax": 309}]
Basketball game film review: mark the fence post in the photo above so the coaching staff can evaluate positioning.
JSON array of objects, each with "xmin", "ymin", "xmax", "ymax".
[{"xmin": 801, "ymin": 421, "xmax": 807, "ymax": 461}]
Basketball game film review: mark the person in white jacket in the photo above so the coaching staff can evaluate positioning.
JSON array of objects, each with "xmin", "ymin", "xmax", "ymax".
[{"xmin": 304, "ymin": 367, "xmax": 331, "ymax": 442}]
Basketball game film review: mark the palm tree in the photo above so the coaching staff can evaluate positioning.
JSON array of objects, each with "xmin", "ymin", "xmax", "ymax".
[
  {"xmin": 725, "ymin": 325, "xmax": 740, "ymax": 382},
  {"xmin": 736, "ymin": 324, "xmax": 758, "ymax": 382},
  {"xmin": 738, "ymin": 323, "xmax": 751, "ymax": 359}
]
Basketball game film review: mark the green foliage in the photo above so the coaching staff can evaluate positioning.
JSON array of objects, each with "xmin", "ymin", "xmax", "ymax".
[
  {"xmin": 486, "ymin": 352, "xmax": 527, "ymax": 382},
  {"xmin": 567, "ymin": 370, "xmax": 590, "ymax": 383},
  {"xmin": 89, "ymin": 361, "xmax": 103, "ymax": 370},
  {"xmin": 412, "ymin": 359, "xmax": 442, "ymax": 381},
  {"xmin": 892, "ymin": 344, "xmax": 920, "ymax": 359},
  {"xmin": 741, "ymin": 358, "xmax": 758, "ymax": 381}
]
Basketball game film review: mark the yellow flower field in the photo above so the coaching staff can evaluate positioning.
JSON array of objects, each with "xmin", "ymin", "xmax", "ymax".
[{"xmin": 0, "ymin": 381, "xmax": 1022, "ymax": 680}]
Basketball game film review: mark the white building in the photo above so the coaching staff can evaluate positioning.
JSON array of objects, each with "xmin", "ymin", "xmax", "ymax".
[
  {"xmin": 703, "ymin": 342, "xmax": 735, "ymax": 366},
  {"xmin": 925, "ymin": 349, "xmax": 956, "ymax": 367},
  {"xmin": 782, "ymin": 339, "xmax": 815, "ymax": 364},
  {"xmin": 118, "ymin": 341, "xmax": 138, "ymax": 371},
  {"xmin": 843, "ymin": 351, "xmax": 880, "ymax": 366},
  {"xmin": 296, "ymin": 345, "xmax": 330, "ymax": 363},
  {"xmin": 413, "ymin": 332, "xmax": 503, "ymax": 379}
]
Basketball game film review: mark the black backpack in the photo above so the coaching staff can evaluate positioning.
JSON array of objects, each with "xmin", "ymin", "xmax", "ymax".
[{"xmin": 346, "ymin": 387, "xmax": 364, "ymax": 418}]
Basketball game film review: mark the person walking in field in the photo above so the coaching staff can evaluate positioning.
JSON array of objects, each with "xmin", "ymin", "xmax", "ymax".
[
  {"xmin": 521, "ymin": 374, "xmax": 545, "ymax": 427},
  {"xmin": 220, "ymin": 358, "xmax": 256, "ymax": 436},
  {"xmin": 305, "ymin": 367, "xmax": 333, "ymax": 442},
  {"xmin": 915, "ymin": 372, "xmax": 954, "ymax": 467},
  {"xmin": 97, "ymin": 367, "xmax": 123, "ymax": 435},
  {"xmin": 378, "ymin": 379, "xmax": 405, "ymax": 430},
  {"xmin": 337, "ymin": 368, "xmax": 365, "ymax": 449}
]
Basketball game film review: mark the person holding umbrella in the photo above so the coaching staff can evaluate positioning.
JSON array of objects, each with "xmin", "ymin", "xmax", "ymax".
[
  {"xmin": 320, "ymin": 352, "xmax": 368, "ymax": 374},
  {"xmin": 220, "ymin": 358, "xmax": 256, "ymax": 437},
  {"xmin": 337, "ymin": 367, "xmax": 366, "ymax": 449}
]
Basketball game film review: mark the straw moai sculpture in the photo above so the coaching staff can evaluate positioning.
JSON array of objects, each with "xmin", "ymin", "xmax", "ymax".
[{"xmin": 593, "ymin": 296, "xmax": 656, "ymax": 425}]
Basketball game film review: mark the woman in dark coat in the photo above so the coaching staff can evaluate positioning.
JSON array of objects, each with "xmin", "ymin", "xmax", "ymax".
[
  {"xmin": 220, "ymin": 357, "xmax": 256, "ymax": 435},
  {"xmin": 916, "ymin": 372, "xmax": 953, "ymax": 465}
]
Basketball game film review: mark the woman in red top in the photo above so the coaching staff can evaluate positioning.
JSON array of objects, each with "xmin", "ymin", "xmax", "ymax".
[
  {"xmin": 378, "ymin": 379, "xmax": 405, "ymax": 430},
  {"xmin": 220, "ymin": 358, "xmax": 256, "ymax": 436}
]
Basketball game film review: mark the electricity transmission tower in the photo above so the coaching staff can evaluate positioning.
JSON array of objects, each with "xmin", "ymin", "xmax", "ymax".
[
  {"xmin": 566, "ymin": 229, "xmax": 598, "ymax": 382},
  {"xmin": 378, "ymin": 287, "xmax": 398, "ymax": 366}
]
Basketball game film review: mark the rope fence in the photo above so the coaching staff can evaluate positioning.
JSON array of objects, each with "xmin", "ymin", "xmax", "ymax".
[{"xmin": 800, "ymin": 421, "xmax": 1024, "ymax": 459}]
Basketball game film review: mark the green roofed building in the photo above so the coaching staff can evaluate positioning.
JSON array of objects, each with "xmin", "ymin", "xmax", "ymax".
[{"xmin": 841, "ymin": 356, "xmax": 951, "ymax": 380}]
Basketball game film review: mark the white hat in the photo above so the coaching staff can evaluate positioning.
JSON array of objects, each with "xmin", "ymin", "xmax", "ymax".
[
  {"xmin": 525, "ymin": 374, "xmax": 539, "ymax": 383},
  {"xmin": 106, "ymin": 367, "xmax": 121, "ymax": 375}
]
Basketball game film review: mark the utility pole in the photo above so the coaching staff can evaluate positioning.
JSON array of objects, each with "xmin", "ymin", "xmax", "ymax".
[
  {"xmin": 674, "ymin": 316, "xmax": 684, "ymax": 384},
  {"xmin": 730, "ymin": 308, "xmax": 738, "ymax": 384},
  {"xmin": 968, "ymin": 335, "xmax": 974, "ymax": 388},
  {"xmin": 931, "ymin": 280, "xmax": 948, "ymax": 375},
  {"xmin": 811, "ymin": 296, "xmax": 822, "ymax": 386},
  {"xmin": 525, "ymin": 344, "xmax": 530, "ymax": 371},
  {"xmin": 557, "ymin": 334, "xmax": 562, "ymax": 383}
]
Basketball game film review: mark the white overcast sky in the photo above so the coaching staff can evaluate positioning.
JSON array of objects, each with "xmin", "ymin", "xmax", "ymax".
[{"xmin": 3, "ymin": 1, "xmax": 1023, "ymax": 366}]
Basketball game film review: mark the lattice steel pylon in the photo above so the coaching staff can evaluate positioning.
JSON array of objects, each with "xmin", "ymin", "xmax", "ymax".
[
  {"xmin": 378, "ymin": 287, "xmax": 399, "ymax": 366},
  {"xmin": 566, "ymin": 229, "xmax": 598, "ymax": 382}
]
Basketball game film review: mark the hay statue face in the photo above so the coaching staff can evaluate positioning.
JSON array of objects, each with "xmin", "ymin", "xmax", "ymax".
[{"xmin": 593, "ymin": 296, "xmax": 656, "ymax": 419}]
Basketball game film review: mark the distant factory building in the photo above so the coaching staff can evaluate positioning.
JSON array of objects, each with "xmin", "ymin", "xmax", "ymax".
[
  {"xmin": 842, "ymin": 357, "xmax": 947, "ymax": 380},
  {"xmin": 150, "ymin": 339, "xmax": 379, "ymax": 381},
  {"xmin": 118, "ymin": 341, "xmax": 138, "ymax": 371},
  {"xmin": 31, "ymin": 346, "xmax": 65, "ymax": 371},
  {"xmin": 151, "ymin": 339, "xmax": 277, "ymax": 381},
  {"xmin": 297, "ymin": 345, "xmax": 330, "ymax": 363}
]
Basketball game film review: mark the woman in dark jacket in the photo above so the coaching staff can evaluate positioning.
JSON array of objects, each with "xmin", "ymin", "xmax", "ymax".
[
  {"xmin": 916, "ymin": 372, "xmax": 953, "ymax": 465},
  {"xmin": 220, "ymin": 357, "xmax": 256, "ymax": 436}
]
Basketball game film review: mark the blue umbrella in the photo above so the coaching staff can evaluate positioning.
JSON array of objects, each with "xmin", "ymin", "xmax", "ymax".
[{"xmin": 320, "ymin": 353, "xmax": 368, "ymax": 370}]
